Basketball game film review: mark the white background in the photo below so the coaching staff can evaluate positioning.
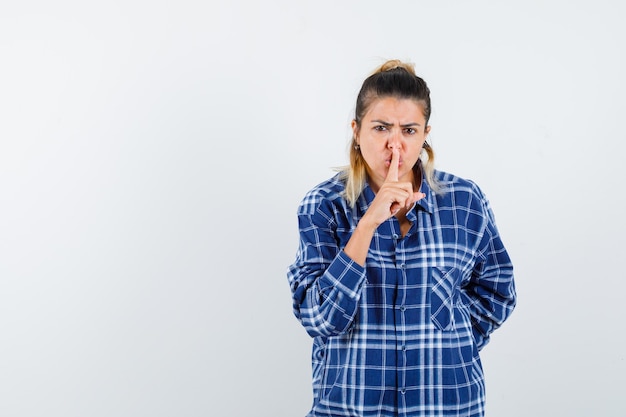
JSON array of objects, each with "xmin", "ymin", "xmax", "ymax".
[{"xmin": 1, "ymin": 1, "xmax": 624, "ymax": 416}]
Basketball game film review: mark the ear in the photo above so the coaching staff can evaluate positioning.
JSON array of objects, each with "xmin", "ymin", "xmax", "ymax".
[
  {"xmin": 350, "ymin": 119, "xmax": 358, "ymax": 138},
  {"xmin": 351, "ymin": 119, "xmax": 359, "ymax": 142},
  {"xmin": 425, "ymin": 125, "xmax": 431, "ymax": 135}
]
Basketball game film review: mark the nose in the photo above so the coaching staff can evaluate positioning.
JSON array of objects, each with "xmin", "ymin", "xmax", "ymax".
[{"xmin": 387, "ymin": 130, "xmax": 402, "ymax": 149}]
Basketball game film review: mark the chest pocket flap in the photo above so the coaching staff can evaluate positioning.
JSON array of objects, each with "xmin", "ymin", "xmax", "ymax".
[{"xmin": 431, "ymin": 267, "xmax": 462, "ymax": 331}]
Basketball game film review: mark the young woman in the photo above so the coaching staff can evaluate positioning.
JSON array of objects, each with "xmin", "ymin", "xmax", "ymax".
[{"xmin": 287, "ymin": 59, "xmax": 516, "ymax": 417}]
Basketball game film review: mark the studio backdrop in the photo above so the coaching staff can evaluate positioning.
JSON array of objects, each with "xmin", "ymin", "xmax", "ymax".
[{"xmin": 1, "ymin": 1, "xmax": 624, "ymax": 416}]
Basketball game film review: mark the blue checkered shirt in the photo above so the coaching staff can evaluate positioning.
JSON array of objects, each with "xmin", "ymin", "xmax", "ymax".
[{"xmin": 287, "ymin": 170, "xmax": 516, "ymax": 417}]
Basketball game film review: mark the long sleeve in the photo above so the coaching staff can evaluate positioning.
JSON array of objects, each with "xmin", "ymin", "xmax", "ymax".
[
  {"xmin": 460, "ymin": 195, "xmax": 516, "ymax": 350},
  {"xmin": 287, "ymin": 207, "xmax": 367, "ymax": 338}
]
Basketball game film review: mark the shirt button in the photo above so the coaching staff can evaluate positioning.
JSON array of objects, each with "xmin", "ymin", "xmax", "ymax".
[
  {"xmin": 400, "ymin": 263, "xmax": 406, "ymax": 269},
  {"xmin": 392, "ymin": 233, "xmax": 399, "ymax": 239},
  {"xmin": 401, "ymin": 345, "xmax": 406, "ymax": 351},
  {"xmin": 400, "ymin": 305, "xmax": 406, "ymax": 312},
  {"xmin": 400, "ymin": 389, "xmax": 406, "ymax": 395}
]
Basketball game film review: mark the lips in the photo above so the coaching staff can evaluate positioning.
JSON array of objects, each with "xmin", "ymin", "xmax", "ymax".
[{"xmin": 385, "ymin": 158, "xmax": 402, "ymax": 166}]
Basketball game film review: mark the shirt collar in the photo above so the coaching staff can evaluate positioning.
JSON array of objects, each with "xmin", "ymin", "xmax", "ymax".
[{"xmin": 416, "ymin": 176, "xmax": 434, "ymax": 214}]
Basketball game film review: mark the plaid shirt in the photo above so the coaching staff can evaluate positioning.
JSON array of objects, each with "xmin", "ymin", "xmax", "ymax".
[{"xmin": 287, "ymin": 170, "xmax": 516, "ymax": 417}]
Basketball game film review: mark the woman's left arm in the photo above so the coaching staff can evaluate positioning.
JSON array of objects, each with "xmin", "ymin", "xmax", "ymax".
[{"xmin": 460, "ymin": 195, "xmax": 517, "ymax": 350}]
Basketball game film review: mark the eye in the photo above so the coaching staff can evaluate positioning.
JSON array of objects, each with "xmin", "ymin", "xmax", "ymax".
[
  {"xmin": 374, "ymin": 125, "xmax": 388, "ymax": 132},
  {"xmin": 404, "ymin": 128, "xmax": 417, "ymax": 135}
]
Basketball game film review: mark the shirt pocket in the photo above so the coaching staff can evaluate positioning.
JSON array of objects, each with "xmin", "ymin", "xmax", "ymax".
[{"xmin": 430, "ymin": 266, "xmax": 462, "ymax": 331}]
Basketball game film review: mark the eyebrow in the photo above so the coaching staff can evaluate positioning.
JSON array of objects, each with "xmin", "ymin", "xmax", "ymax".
[{"xmin": 371, "ymin": 119, "xmax": 422, "ymax": 127}]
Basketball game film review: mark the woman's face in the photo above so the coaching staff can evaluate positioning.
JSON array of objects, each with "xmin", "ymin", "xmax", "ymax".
[{"xmin": 352, "ymin": 97, "xmax": 430, "ymax": 192}]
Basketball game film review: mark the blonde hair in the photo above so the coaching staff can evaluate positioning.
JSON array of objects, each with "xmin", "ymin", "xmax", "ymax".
[{"xmin": 341, "ymin": 59, "xmax": 441, "ymax": 207}]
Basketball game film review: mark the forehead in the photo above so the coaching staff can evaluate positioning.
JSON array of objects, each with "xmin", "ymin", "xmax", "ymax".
[{"xmin": 364, "ymin": 97, "xmax": 427, "ymax": 122}]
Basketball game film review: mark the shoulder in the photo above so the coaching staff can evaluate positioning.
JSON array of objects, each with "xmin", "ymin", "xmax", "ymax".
[
  {"xmin": 435, "ymin": 170, "xmax": 486, "ymax": 195},
  {"xmin": 433, "ymin": 169, "xmax": 490, "ymax": 208},
  {"xmin": 297, "ymin": 173, "xmax": 348, "ymax": 216}
]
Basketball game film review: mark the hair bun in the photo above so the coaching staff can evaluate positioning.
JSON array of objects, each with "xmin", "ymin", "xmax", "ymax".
[{"xmin": 377, "ymin": 59, "xmax": 416, "ymax": 76}]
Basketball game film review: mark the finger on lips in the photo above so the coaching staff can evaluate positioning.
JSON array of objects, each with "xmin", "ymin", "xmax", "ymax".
[{"xmin": 386, "ymin": 148, "xmax": 400, "ymax": 183}]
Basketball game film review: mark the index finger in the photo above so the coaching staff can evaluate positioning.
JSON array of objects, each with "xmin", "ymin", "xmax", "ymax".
[{"xmin": 385, "ymin": 148, "xmax": 399, "ymax": 182}]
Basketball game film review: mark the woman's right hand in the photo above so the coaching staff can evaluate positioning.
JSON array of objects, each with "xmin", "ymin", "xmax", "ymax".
[
  {"xmin": 363, "ymin": 148, "xmax": 424, "ymax": 228},
  {"xmin": 344, "ymin": 148, "xmax": 424, "ymax": 266}
]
